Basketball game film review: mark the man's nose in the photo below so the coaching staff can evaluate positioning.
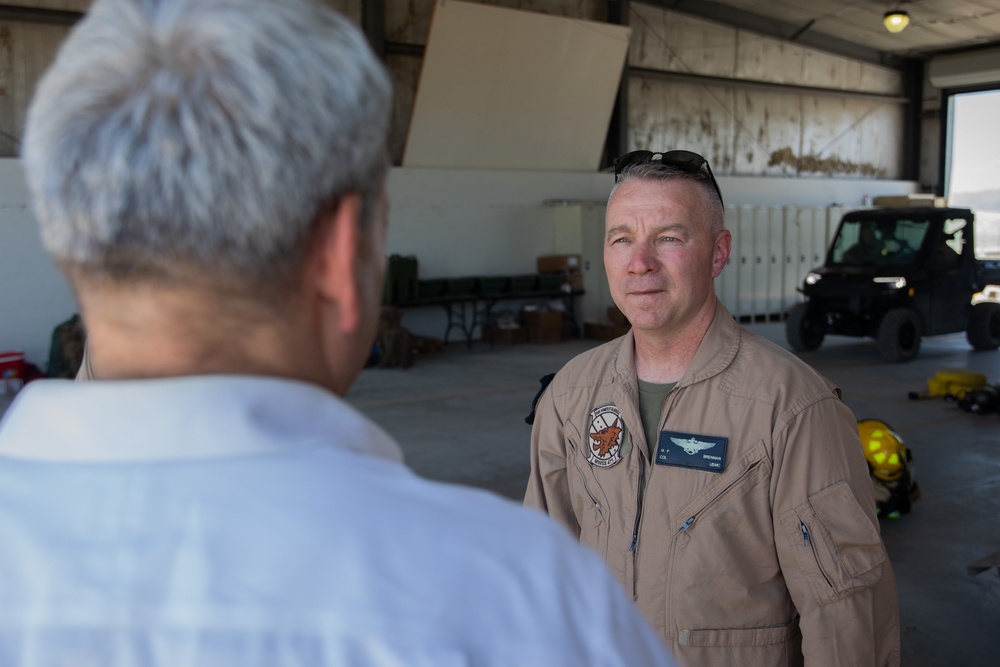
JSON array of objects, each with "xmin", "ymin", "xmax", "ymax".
[{"xmin": 627, "ymin": 240, "xmax": 658, "ymax": 274}]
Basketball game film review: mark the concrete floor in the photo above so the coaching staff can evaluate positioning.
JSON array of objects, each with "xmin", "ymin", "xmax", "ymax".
[
  {"xmin": 348, "ymin": 322, "xmax": 1000, "ymax": 667},
  {"xmin": 1, "ymin": 323, "xmax": 997, "ymax": 664}
]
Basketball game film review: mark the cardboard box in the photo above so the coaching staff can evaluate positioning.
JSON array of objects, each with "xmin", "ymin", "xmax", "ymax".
[
  {"xmin": 873, "ymin": 194, "xmax": 947, "ymax": 208},
  {"xmin": 482, "ymin": 324, "xmax": 526, "ymax": 345},
  {"xmin": 521, "ymin": 309, "xmax": 563, "ymax": 330},
  {"xmin": 522, "ymin": 308, "xmax": 566, "ymax": 344},
  {"xmin": 564, "ymin": 271, "xmax": 584, "ymax": 292},
  {"xmin": 537, "ymin": 254, "xmax": 581, "ymax": 274},
  {"xmin": 584, "ymin": 322, "xmax": 630, "ymax": 341},
  {"xmin": 526, "ymin": 326, "xmax": 564, "ymax": 344}
]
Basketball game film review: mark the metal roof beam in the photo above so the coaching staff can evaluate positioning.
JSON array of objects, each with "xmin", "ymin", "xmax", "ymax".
[
  {"xmin": 0, "ymin": 4, "xmax": 82, "ymax": 25},
  {"xmin": 636, "ymin": 0, "xmax": 917, "ymax": 71},
  {"xmin": 629, "ymin": 66, "xmax": 911, "ymax": 103}
]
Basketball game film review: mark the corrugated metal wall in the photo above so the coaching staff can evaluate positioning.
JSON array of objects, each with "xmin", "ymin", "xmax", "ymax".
[
  {"xmin": 371, "ymin": 0, "xmax": 912, "ymax": 176},
  {"xmin": 627, "ymin": 4, "xmax": 907, "ymax": 179},
  {"xmin": 0, "ymin": 0, "xmax": 912, "ymax": 181},
  {"xmin": 0, "ymin": 18, "xmax": 77, "ymax": 157}
]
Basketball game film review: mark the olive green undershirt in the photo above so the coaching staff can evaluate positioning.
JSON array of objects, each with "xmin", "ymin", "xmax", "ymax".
[{"xmin": 637, "ymin": 378, "xmax": 677, "ymax": 459}]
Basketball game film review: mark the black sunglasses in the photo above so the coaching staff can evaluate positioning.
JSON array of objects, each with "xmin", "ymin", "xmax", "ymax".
[{"xmin": 613, "ymin": 150, "xmax": 724, "ymax": 210}]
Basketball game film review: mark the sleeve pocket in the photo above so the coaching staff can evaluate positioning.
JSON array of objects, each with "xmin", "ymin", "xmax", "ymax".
[{"xmin": 780, "ymin": 481, "xmax": 886, "ymax": 606}]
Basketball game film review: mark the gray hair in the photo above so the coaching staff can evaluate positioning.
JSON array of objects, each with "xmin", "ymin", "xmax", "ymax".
[
  {"xmin": 610, "ymin": 162, "xmax": 725, "ymax": 236},
  {"xmin": 23, "ymin": 0, "xmax": 392, "ymax": 292}
]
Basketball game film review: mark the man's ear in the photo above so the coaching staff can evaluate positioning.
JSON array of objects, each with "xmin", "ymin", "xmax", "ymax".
[
  {"xmin": 712, "ymin": 229, "xmax": 732, "ymax": 279},
  {"xmin": 314, "ymin": 193, "xmax": 363, "ymax": 334}
]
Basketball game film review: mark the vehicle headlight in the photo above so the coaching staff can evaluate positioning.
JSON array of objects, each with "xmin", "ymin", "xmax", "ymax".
[
  {"xmin": 873, "ymin": 276, "xmax": 907, "ymax": 289},
  {"xmin": 805, "ymin": 272, "xmax": 822, "ymax": 285}
]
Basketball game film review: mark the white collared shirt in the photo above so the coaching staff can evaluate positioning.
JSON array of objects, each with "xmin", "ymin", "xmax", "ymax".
[{"xmin": 0, "ymin": 376, "xmax": 674, "ymax": 666}]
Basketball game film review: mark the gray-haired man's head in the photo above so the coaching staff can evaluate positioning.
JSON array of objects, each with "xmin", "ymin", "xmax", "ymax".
[
  {"xmin": 611, "ymin": 161, "xmax": 725, "ymax": 237},
  {"xmin": 23, "ymin": 0, "xmax": 392, "ymax": 296}
]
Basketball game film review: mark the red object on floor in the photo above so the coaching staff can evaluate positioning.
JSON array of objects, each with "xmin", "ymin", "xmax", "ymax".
[{"xmin": 0, "ymin": 350, "xmax": 25, "ymax": 380}]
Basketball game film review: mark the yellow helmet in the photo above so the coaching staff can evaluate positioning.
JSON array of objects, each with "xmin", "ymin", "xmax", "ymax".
[{"xmin": 858, "ymin": 419, "xmax": 909, "ymax": 482}]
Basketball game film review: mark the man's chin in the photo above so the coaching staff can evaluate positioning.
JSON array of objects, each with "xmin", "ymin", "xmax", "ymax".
[{"xmin": 623, "ymin": 313, "xmax": 666, "ymax": 332}]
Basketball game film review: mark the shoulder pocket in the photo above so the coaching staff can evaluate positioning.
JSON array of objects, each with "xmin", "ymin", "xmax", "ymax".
[{"xmin": 780, "ymin": 481, "xmax": 885, "ymax": 606}]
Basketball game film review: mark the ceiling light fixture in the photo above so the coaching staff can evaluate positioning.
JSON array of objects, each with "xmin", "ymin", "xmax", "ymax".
[{"xmin": 883, "ymin": 9, "xmax": 910, "ymax": 33}]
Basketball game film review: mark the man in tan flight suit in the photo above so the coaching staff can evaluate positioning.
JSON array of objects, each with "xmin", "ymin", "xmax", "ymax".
[{"xmin": 525, "ymin": 150, "xmax": 900, "ymax": 667}]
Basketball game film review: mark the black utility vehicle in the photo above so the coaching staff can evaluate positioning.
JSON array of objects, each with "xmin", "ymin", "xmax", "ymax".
[{"xmin": 786, "ymin": 206, "xmax": 1000, "ymax": 362}]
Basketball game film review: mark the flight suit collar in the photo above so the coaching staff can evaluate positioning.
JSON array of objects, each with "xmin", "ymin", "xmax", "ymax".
[{"xmin": 611, "ymin": 300, "xmax": 741, "ymax": 391}]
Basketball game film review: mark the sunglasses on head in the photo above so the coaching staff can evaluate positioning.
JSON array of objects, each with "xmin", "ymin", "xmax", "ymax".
[{"xmin": 613, "ymin": 150, "xmax": 724, "ymax": 210}]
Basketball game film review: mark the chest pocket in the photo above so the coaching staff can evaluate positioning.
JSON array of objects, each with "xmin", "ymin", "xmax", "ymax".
[
  {"xmin": 672, "ymin": 441, "xmax": 771, "ymax": 537},
  {"xmin": 780, "ymin": 480, "xmax": 886, "ymax": 606}
]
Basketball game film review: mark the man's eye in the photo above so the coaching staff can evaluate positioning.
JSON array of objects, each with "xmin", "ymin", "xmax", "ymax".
[{"xmin": 610, "ymin": 237, "xmax": 630, "ymax": 245}]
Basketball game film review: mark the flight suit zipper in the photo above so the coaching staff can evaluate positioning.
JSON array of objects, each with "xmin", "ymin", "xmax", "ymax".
[
  {"xmin": 629, "ymin": 459, "xmax": 644, "ymax": 553},
  {"xmin": 628, "ymin": 455, "xmax": 646, "ymax": 599},
  {"xmin": 628, "ymin": 387, "xmax": 672, "ymax": 599},
  {"xmin": 675, "ymin": 459, "xmax": 763, "ymax": 535},
  {"xmin": 801, "ymin": 521, "xmax": 834, "ymax": 588}
]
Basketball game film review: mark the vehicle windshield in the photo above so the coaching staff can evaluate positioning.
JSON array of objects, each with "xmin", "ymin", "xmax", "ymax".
[
  {"xmin": 829, "ymin": 217, "xmax": 931, "ymax": 267},
  {"xmin": 975, "ymin": 212, "xmax": 1000, "ymax": 259}
]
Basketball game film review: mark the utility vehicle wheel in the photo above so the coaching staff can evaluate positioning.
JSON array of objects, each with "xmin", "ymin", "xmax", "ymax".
[
  {"xmin": 877, "ymin": 308, "xmax": 921, "ymax": 362},
  {"xmin": 967, "ymin": 302, "xmax": 1000, "ymax": 350},
  {"xmin": 786, "ymin": 303, "xmax": 825, "ymax": 352}
]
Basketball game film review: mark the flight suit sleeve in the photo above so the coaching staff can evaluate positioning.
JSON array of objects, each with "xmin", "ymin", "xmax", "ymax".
[
  {"xmin": 771, "ymin": 396, "xmax": 901, "ymax": 667},
  {"xmin": 523, "ymin": 380, "xmax": 581, "ymax": 537}
]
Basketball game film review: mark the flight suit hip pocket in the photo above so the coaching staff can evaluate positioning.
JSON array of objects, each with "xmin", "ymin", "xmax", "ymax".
[
  {"xmin": 780, "ymin": 480, "xmax": 886, "ymax": 606},
  {"xmin": 679, "ymin": 617, "xmax": 799, "ymax": 647}
]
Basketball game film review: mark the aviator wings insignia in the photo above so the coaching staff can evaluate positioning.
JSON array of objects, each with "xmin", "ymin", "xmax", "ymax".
[{"xmin": 670, "ymin": 436, "xmax": 716, "ymax": 456}]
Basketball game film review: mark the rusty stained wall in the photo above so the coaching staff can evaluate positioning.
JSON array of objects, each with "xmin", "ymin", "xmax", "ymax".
[
  {"xmin": 0, "ymin": 0, "xmax": 606, "ymax": 164},
  {"xmin": 631, "ymin": 77, "xmax": 905, "ymax": 178},
  {"xmin": 386, "ymin": 0, "xmax": 604, "ymax": 45},
  {"xmin": 2, "ymin": 1, "xmax": 89, "ymax": 10},
  {"xmin": 630, "ymin": 4, "xmax": 736, "ymax": 79},
  {"xmin": 0, "ymin": 1, "xmax": 359, "ymax": 159},
  {"xmin": 627, "ymin": 5, "xmax": 907, "ymax": 179},
  {"xmin": 629, "ymin": 4, "xmax": 904, "ymax": 95},
  {"xmin": 0, "ymin": 3, "xmax": 93, "ymax": 157},
  {"xmin": 796, "ymin": 96, "xmax": 903, "ymax": 179},
  {"xmin": 0, "ymin": 0, "xmax": 914, "ymax": 178},
  {"xmin": 630, "ymin": 79, "xmax": 738, "ymax": 171},
  {"xmin": 0, "ymin": 21, "xmax": 76, "ymax": 157}
]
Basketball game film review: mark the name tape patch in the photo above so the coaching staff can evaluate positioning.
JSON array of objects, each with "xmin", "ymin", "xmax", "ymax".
[{"xmin": 655, "ymin": 430, "xmax": 728, "ymax": 473}]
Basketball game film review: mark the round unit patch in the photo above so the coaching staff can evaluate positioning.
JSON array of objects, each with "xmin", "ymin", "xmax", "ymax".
[{"xmin": 587, "ymin": 404, "xmax": 624, "ymax": 469}]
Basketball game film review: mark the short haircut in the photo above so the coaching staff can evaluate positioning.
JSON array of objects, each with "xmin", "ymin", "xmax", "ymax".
[
  {"xmin": 611, "ymin": 162, "xmax": 726, "ymax": 236},
  {"xmin": 23, "ymin": 0, "xmax": 392, "ymax": 293}
]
